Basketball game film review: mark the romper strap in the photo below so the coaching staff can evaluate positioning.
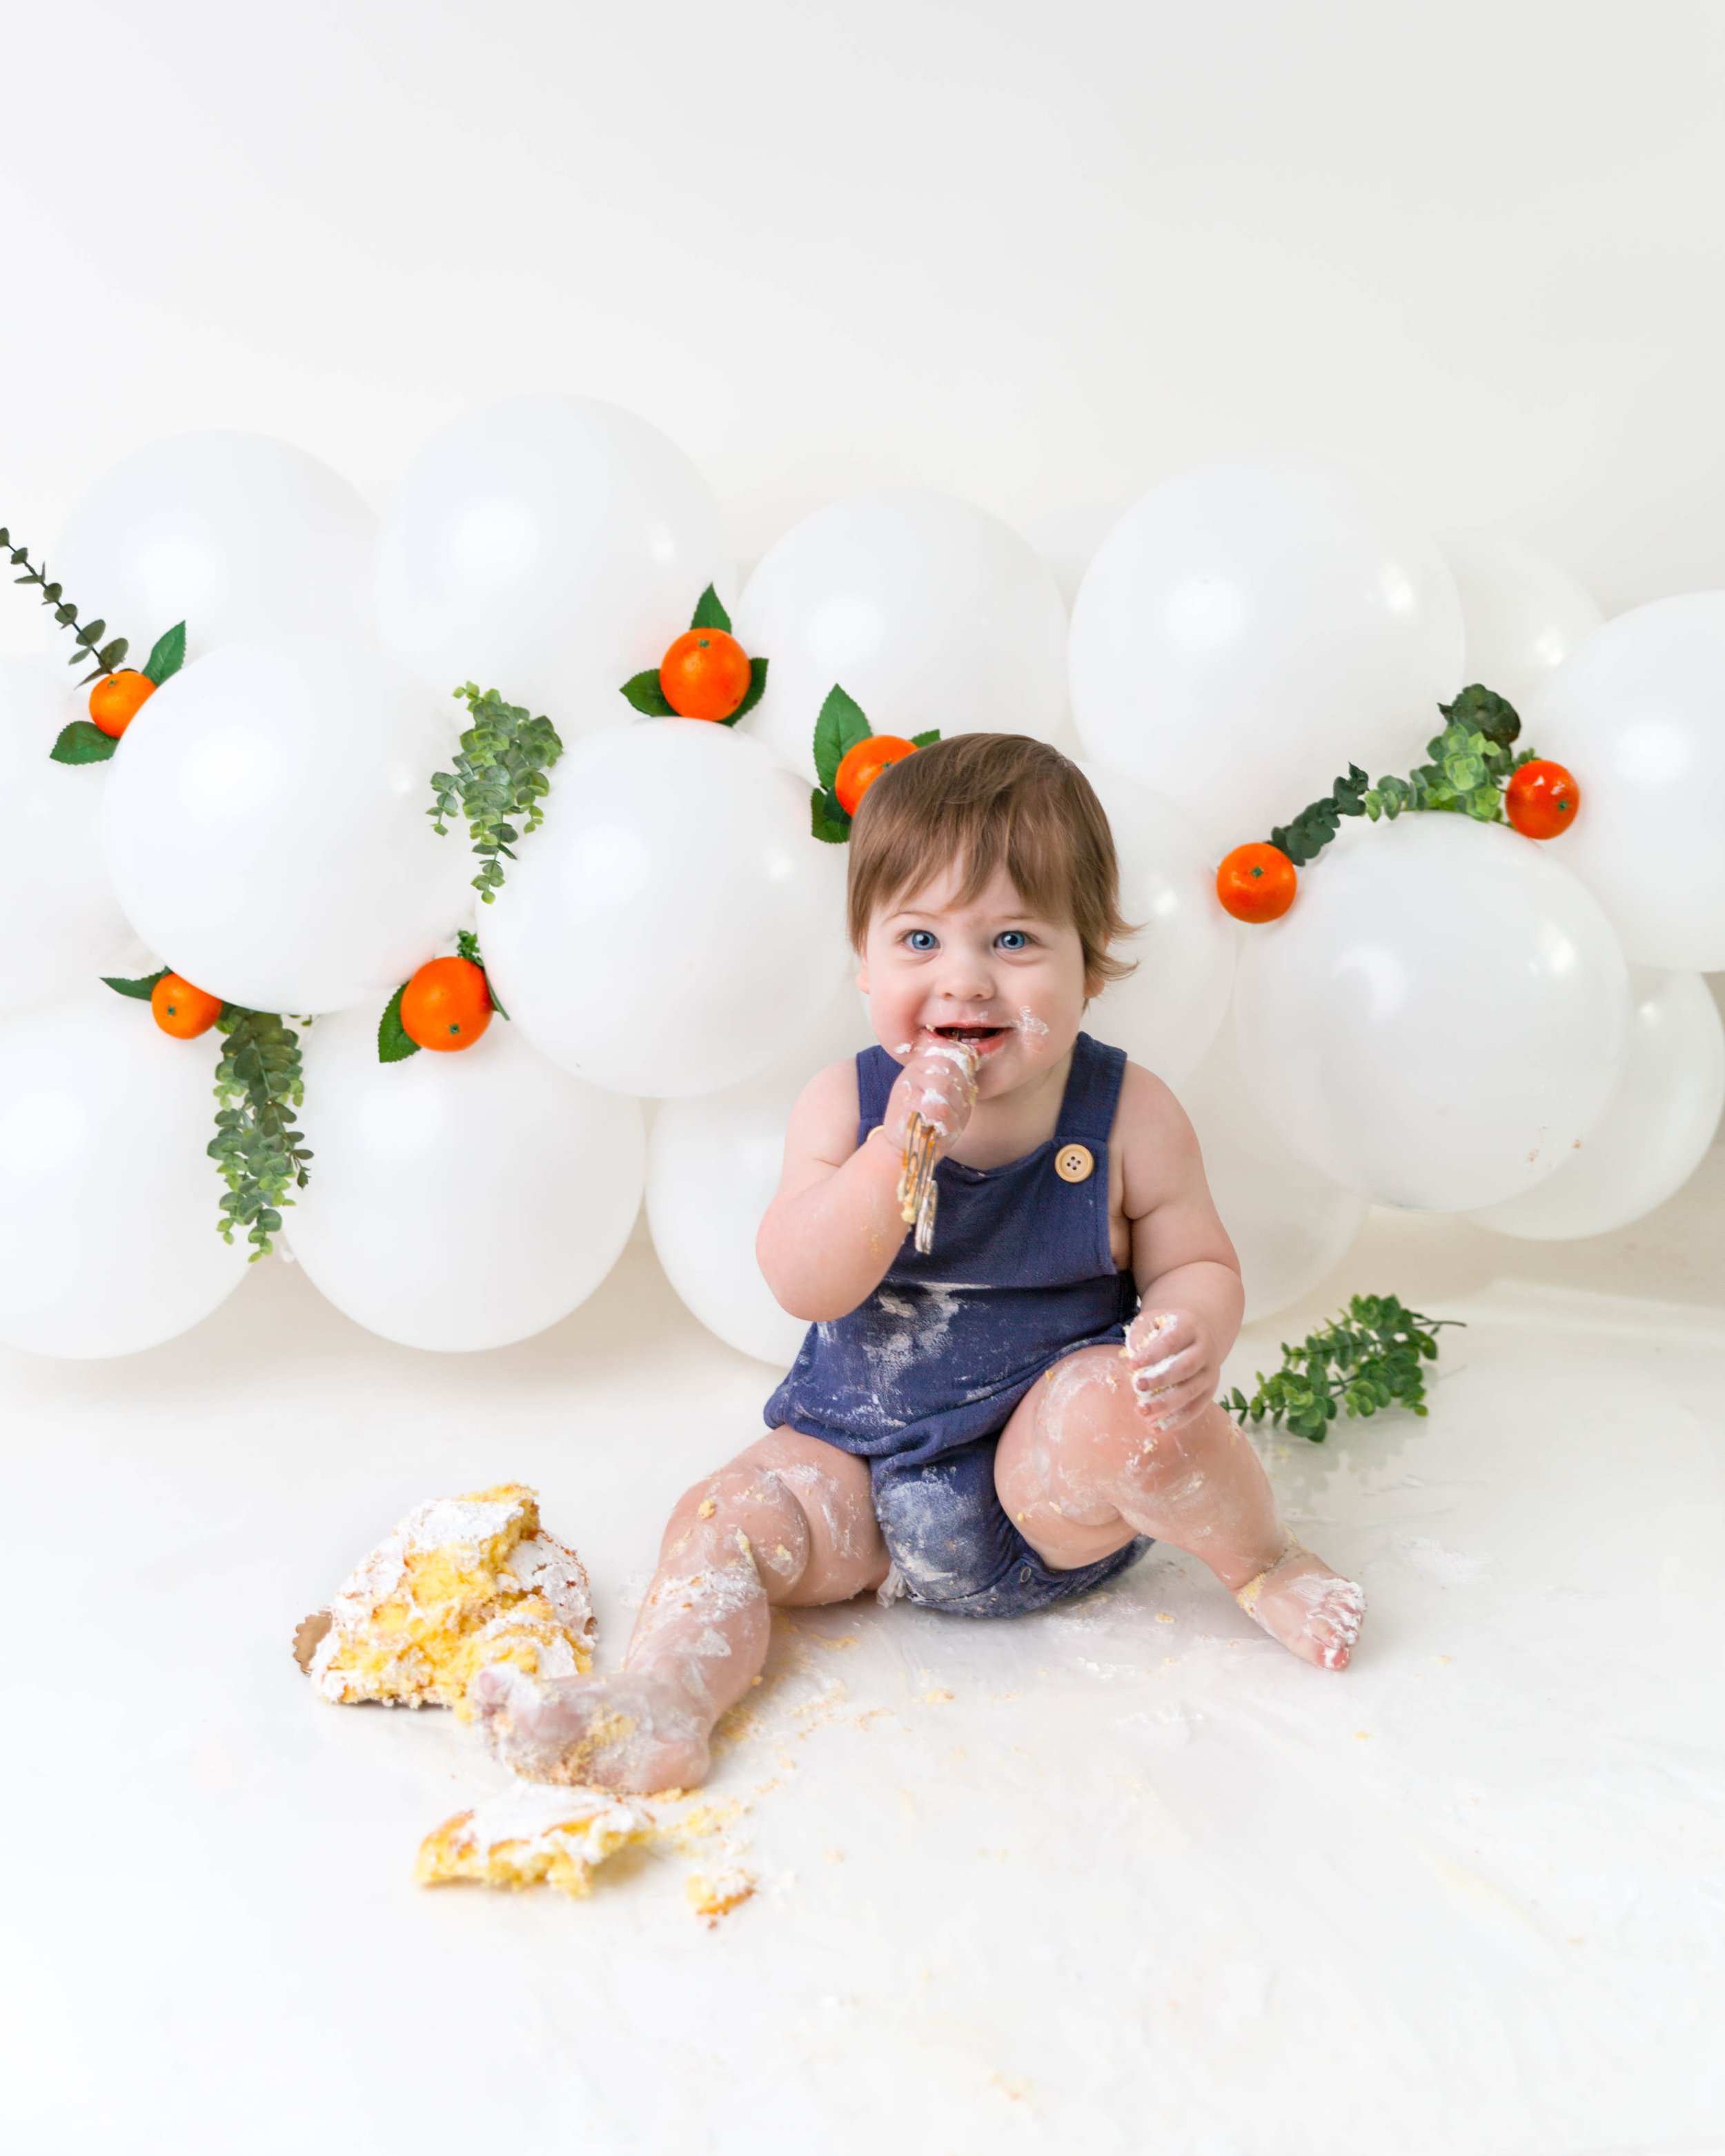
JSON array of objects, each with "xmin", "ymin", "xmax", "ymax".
[
  {"xmin": 1056, "ymin": 1032, "xmax": 1127, "ymax": 1147},
  {"xmin": 855, "ymin": 1045, "xmax": 900, "ymax": 1138}
]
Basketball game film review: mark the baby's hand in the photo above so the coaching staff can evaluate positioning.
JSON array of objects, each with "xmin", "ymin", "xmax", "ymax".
[
  {"xmin": 1121, "ymin": 1306, "xmax": 1222, "ymax": 1432},
  {"xmin": 881, "ymin": 1034, "xmax": 979, "ymax": 1157}
]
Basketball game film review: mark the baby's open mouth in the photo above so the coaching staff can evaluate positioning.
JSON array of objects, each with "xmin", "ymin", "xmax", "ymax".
[{"xmin": 934, "ymin": 1025, "xmax": 1007, "ymax": 1046}]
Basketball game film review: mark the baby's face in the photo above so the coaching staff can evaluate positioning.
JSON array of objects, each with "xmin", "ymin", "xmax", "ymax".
[{"xmin": 856, "ymin": 862, "xmax": 1090, "ymax": 1096}]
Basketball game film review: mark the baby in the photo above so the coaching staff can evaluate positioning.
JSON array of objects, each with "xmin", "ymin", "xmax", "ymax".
[{"xmin": 475, "ymin": 733, "xmax": 1365, "ymax": 1792}]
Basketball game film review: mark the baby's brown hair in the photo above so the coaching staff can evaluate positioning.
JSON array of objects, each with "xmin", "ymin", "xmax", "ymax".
[{"xmin": 846, "ymin": 733, "xmax": 1136, "ymax": 991}]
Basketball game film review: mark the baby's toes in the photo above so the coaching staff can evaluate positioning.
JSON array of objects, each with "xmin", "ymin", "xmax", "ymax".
[{"xmin": 1310, "ymin": 1577, "xmax": 1367, "ymax": 1668}]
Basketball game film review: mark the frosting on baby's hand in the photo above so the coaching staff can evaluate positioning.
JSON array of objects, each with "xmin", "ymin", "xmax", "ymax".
[{"xmin": 882, "ymin": 1035, "xmax": 978, "ymax": 1154}]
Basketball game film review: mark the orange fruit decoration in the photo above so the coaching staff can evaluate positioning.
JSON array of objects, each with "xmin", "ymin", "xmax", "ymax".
[
  {"xmin": 835, "ymin": 735, "xmax": 918, "ymax": 817},
  {"xmin": 1216, "ymin": 842, "xmax": 1298, "ymax": 924},
  {"xmin": 659, "ymin": 628, "xmax": 753, "ymax": 722},
  {"xmin": 400, "ymin": 956, "xmax": 493, "ymax": 1052},
  {"xmin": 151, "ymin": 973, "xmax": 223, "ymax": 1039},
  {"xmin": 1504, "ymin": 759, "xmax": 1579, "ymax": 840},
  {"xmin": 88, "ymin": 669, "xmax": 157, "ymax": 739}
]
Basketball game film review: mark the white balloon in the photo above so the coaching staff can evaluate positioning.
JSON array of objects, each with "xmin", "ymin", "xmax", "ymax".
[
  {"xmin": 1234, "ymin": 815, "xmax": 1629, "ymax": 1211},
  {"xmin": 1469, "ymin": 969, "xmax": 1724, "ymax": 1240},
  {"xmin": 1, "ymin": 657, "xmax": 144, "ymax": 1018},
  {"xmin": 649, "ymin": 982, "xmax": 875, "ymax": 1364},
  {"xmin": 285, "ymin": 1008, "xmax": 642, "ymax": 1351},
  {"xmin": 478, "ymin": 720, "xmax": 847, "ymax": 1098},
  {"xmin": 1173, "ymin": 1024, "xmax": 1367, "ymax": 1323},
  {"xmin": 0, "ymin": 994, "xmax": 250, "ymax": 1358},
  {"xmin": 1025, "ymin": 502, "xmax": 1132, "ymax": 612},
  {"xmin": 375, "ymin": 394, "xmax": 729, "ymax": 737},
  {"xmin": 736, "ymin": 491, "xmax": 1067, "ymax": 782},
  {"xmin": 1443, "ymin": 532, "xmax": 1604, "ymax": 711},
  {"xmin": 1070, "ymin": 456, "xmax": 1463, "ymax": 854},
  {"xmin": 54, "ymin": 431, "xmax": 374, "ymax": 659},
  {"xmin": 1082, "ymin": 763, "xmax": 1235, "ymax": 1085},
  {"xmin": 101, "ymin": 639, "xmax": 472, "ymax": 1015},
  {"xmin": 1526, "ymin": 593, "xmax": 1725, "ymax": 970}
]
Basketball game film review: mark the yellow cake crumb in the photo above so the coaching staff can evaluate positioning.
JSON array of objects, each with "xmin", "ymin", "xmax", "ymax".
[
  {"xmin": 685, "ymin": 1866, "xmax": 756, "ymax": 1926},
  {"xmin": 417, "ymin": 1782, "xmax": 651, "ymax": 1898},
  {"xmin": 309, "ymin": 1483, "xmax": 595, "ymax": 1711}
]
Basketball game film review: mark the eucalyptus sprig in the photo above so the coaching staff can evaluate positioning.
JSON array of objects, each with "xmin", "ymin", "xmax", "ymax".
[
  {"xmin": 0, "ymin": 524, "xmax": 128, "ymax": 681},
  {"xmin": 1227, "ymin": 1292, "xmax": 1459, "ymax": 1442},
  {"xmin": 1267, "ymin": 685, "xmax": 1535, "ymax": 867},
  {"xmin": 430, "ymin": 684, "xmax": 565, "ymax": 903},
  {"xmin": 208, "ymin": 1008, "xmax": 312, "ymax": 1260}
]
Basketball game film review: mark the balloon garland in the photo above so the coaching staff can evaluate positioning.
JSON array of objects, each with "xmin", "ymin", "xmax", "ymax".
[
  {"xmin": 1214, "ymin": 684, "xmax": 1581, "ymax": 924},
  {"xmin": 8, "ymin": 419, "xmax": 1724, "ymax": 1369}
]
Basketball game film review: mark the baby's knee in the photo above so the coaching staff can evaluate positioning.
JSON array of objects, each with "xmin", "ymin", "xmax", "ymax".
[
  {"xmin": 1034, "ymin": 1352, "xmax": 1203, "ymax": 1492},
  {"xmin": 664, "ymin": 1464, "xmax": 811, "ymax": 1585}
]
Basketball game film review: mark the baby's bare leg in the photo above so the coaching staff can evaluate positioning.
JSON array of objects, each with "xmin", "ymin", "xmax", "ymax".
[
  {"xmin": 471, "ymin": 1430, "xmax": 887, "ymax": 1792},
  {"xmin": 994, "ymin": 1347, "xmax": 1365, "ymax": 1670}
]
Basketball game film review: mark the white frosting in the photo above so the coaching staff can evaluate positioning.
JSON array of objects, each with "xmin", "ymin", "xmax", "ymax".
[
  {"xmin": 308, "ymin": 1492, "xmax": 593, "ymax": 1703},
  {"xmin": 501, "ymin": 1532, "xmax": 597, "ymax": 1645},
  {"xmin": 446, "ymin": 1779, "xmax": 651, "ymax": 1861}
]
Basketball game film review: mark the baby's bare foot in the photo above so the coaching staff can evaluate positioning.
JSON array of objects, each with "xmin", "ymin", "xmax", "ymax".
[
  {"xmin": 1234, "ymin": 1544, "xmax": 1366, "ymax": 1670},
  {"xmin": 469, "ymin": 1663, "xmax": 712, "ymax": 1792}
]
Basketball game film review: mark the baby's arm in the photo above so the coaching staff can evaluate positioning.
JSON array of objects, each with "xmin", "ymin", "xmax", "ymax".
[
  {"xmin": 1115, "ymin": 1063, "xmax": 1245, "ymax": 1431},
  {"xmin": 756, "ymin": 1041, "xmax": 977, "ymax": 1321}
]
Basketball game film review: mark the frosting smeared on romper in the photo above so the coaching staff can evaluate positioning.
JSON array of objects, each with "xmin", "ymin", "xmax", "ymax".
[{"xmin": 765, "ymin": 1031, "xmax": 1150, "ymax": 1616}]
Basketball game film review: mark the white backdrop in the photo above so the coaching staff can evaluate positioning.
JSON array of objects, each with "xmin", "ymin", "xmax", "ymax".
[{"xmin": 4, "ymin": 0, "xmax": 1725, "ymax": 615}]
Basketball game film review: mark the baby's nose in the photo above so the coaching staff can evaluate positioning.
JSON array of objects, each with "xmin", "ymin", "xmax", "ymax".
[{"xmin": 936, "ymin": 952, "xmax": 994, "ymax": 1002}]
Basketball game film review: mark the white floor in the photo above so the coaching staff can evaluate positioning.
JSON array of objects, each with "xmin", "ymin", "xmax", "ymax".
[{"xmin": 5, "ymin": 1158, "xmax": 1724, "ymax": 2156}]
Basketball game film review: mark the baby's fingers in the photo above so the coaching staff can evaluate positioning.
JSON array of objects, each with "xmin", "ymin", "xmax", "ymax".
[
  {"xmin": 1125, "ymin": 1309, "xmax": 1195, "ymax": 1366},
  {"xmin": 1144, "ymin": 1380, "xmax": 1217, "ymax": 1432},
  {"xmin": 1127, "ymin": 1341, "xmax": 1201, "ymax": 1402}
]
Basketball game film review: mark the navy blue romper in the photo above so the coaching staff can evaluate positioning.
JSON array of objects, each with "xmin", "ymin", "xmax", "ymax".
[{"xmin": 763, "ymin": 1030, "xmax": 1151, "ymax": 1617}]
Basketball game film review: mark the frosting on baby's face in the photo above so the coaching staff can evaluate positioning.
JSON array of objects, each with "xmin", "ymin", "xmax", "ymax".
[{"xmin": 855, "ymin": 860, "xmax": 1090, "ymax": 1097}]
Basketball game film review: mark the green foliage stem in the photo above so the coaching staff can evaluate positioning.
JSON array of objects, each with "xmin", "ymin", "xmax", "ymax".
[
  {"xmin": 1227, "ymin": 1293, "xmax": 1459, "ymax": 1442},
  {"xmin": 208, "ymin": 1009, "xmax": 312, "ymax": 1260},
  {"xmin": 431, "ymin": 684, "xmax": 565, "ymax": 902},
  {"xmin": 1266, "ymin": 684, "xmax": 1537, "ymax": 867},
  {"xmin": 0, "ymin": 524, "xmax": 129, "ymax": 680}
]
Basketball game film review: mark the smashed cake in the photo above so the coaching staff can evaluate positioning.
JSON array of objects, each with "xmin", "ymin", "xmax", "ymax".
[
  {"xmin": 308, "ymin": 1482, "xmax": 595, "ymax": 1712},
  {"xmin": 416, "ymin": 1781, "xmax": 653, "ymax": 1899}
]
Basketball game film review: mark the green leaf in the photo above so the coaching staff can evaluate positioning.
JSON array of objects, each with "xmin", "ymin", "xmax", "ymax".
[
  {"xmin": 435, "ymin": 684, "xmax": 566, "ymax": 900},
  {"xmin": 377, "ymin": 983, "xmax": 420, "ymax": 1063},
  {"xmin": 50, "ymin": 720, "xmax": 117, "ymax": 764},
  {"xmin": 142, "ymin": 621, "xmax": 187, "ymax": 685},
  {"xmin": 724, "ymin": 655, "xmax": 769, "ymax": 725},
  {"xmin": 910, "ymin": 729, "xmax": 941, "ymax": 749},
  {"xmin": 810, "ymin": 786, "xmax": 852, "ymax": 844},
  {"xmin": 94, "ymin": 638, "xmax": 128, "ymax": 673},
  {"xmin": 689, "ymin": 584, "xmax": 732, "ymax": 634},
  {"xmin": 1225, "ymin": 1292, "xmax": 1461, "ymax": 1441},
  {"xmin": 812, "ymin": 684, "xmax": 871, "ymax": 793},
  {"xmin": 208, "ymin": 1008, "xmax": 310, "ymax": 1259},
  {"xmin": 454, "ymin": 929, "xmax": 511, "ymax": 1017},
  {"xmin": 620, "ymin": 669, "xmax": 676, "ymax": 716},
  {"xmin": 1439, "ymin": 682, "xmax": 1521, "ymax": 749},
  {"xmin": 102, "ymin": 967, "xmax": 170, "ymax": 1000}
]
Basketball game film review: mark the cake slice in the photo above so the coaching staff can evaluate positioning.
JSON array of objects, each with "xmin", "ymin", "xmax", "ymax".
[
  {"xmin": 416, "ymin": 1781, "xmax": 652, "ymax": 1899},
  {"xmin": 308, "ymin": 1483, "xmax": 595, "ymax": 1710}
]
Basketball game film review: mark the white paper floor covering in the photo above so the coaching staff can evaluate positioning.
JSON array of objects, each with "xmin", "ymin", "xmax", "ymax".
[{"xmin": 6, "ymin": 1155, "xmax": 1722, "ymax": 2155}]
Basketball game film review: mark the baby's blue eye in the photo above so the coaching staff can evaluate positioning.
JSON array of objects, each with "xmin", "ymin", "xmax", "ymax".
[
  {"xmin": 996, "ymin": 930, "xmax": 1029, "ymax": 950},
  {"xmin": 906, "ymin": 929, "xmax": 938, "ymax": 951}
]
